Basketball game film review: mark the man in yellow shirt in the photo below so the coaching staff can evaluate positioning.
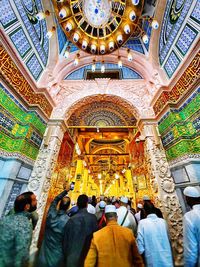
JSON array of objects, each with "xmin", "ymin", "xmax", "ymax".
[{"xmin": 84, "ymin": 205, "xmax": 144, "ymax": 267}]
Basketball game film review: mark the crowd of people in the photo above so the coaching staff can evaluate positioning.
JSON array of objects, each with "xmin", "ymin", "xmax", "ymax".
[{"xmin": 0, "ymin": 184, "xmax": 199, "ymax": 267}]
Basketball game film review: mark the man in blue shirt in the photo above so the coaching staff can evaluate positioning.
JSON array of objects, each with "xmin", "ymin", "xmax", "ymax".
[
  {"xmin": 37, "ymin": 184, "xmax": 71, "ymax": 267},
  {"xmin": 0, "ymin": 191, "xmax": 37, "ymax": 267},
  {"xmin": 183, "ymin": 186, "xmax": 200, "ymax": 267}
]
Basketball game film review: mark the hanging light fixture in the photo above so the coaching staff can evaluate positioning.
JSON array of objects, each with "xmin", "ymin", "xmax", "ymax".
[
  {"xmin": 44, "ymin": 0, "xmax": 159, "ymax": 68},
  {"xmin": 142, "ymin": 34, "xmax": 149, "ymax": 44},
  {"xmin": 82, "ymin": 40, "xmax": 88, "ymax": 50},
  {"xmin": 101, "ymin": 61, "xmax": 105, "ymax": 73},
  {"xmin": 74, "ymin": 53, "xmax": 80, "ymax": 66},
  {"xmin": 118, "ymin": 56, "xmax": 122, "ymax": 68},
  {"xmin": 92, "ymin": 59, "xmax": 96, "ymax": 72},
  {"xmin": 46, "ymin": 26, "xmax": 56, "ymax": 39},
  {"xmin": 64, "ymin": 45, "xmax": 70, "ymax": 59},
  {"xmin": 127, "ymin": 49, "xmax": 133, "ymax": 62},
  {"xmin": 151, "ymin": 19, "xmax": 159, "ymax": 29},
  {"xmin": 36, "ymin": 10, "xmax": 50, "ymax": 20},
  {"xmin": 132, "ymin": 0, "xmax": 140, "ymax": 5}
]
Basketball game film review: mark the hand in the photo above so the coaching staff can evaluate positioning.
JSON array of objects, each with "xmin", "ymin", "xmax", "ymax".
[{"xmin": 63, "ymin": 182, "xmax": 70, "ymax": 192}]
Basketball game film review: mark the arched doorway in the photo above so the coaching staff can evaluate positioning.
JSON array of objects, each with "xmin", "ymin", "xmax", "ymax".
[{"xmin": 28, "ymin": 94, "xmax": 183, "ymax": 265}]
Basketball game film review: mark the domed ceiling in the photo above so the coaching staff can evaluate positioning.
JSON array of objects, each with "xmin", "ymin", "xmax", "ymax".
[{"xmin": 52, "ymin": 0, "xmax": 145, "ymax": 55}]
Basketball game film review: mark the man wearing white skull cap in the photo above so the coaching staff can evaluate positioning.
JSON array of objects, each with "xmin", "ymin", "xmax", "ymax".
[
  {"xmin": 117, "ymin": 196, "xmax": 137, "ymax": 235},
  {"xmin": 183, "ymin": 186, "xmax": 200, "ymax": 267},
  {"xmin": 84, "ymin": 205, "xmax": 144, "ymax": 267}
]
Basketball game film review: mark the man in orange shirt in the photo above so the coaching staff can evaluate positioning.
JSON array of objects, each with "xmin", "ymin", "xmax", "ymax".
[{"xmin": 84, "ymin": 205, "xmax": 144, "ymax": 267}]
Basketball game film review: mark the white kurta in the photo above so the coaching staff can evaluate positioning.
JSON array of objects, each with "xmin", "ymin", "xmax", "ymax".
[
  {"xmin": 137, "ymin": 214, "xmax": 173, "ymax": 267},
  {"xmin": 183, "ymin": 204, "xmax": 200, "ymax": 267},
  {"xmin": 117, "ymin": 206, "xmax": 137, "ymax": 235},
  {"xmin": 135, "ymin": 211, "xmax": 141, "ymax": 223}
]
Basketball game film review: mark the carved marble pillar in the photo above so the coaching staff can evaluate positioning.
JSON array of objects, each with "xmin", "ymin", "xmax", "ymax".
[
  {"xmin": 27, "ymin": 120, "xmax": 66, "ymax": 254},
  {"xmin": 142, "ymin": 124, "xmax": 183, "ymax": 266}
]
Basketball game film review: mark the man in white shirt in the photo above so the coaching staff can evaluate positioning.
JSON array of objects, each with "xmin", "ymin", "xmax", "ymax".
[
  {"xmin": 183, "ymin": 186, "xmax": 200, "ymax": 267},
  {"xmin": 117, "ymin": 196, "xmax": 137, "ymax": 235},
  {"xmin": 135, "ymin": 203, "xmax": 143, "ymax": 223},
  {"xmin": 137, "ymin": 202, "xmax": 173, "ymax": 267}
]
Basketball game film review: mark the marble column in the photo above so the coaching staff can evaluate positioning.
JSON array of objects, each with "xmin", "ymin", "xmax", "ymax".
[
  {"xmin": 27, "ymin": 120, "xmax": 66, "ymax": 254},
  {"xmin": 141, "ymin": 123, "xmax": 183, "ymax": 266}
]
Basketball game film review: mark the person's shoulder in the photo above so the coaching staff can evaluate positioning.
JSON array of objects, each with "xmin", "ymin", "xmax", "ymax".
[
  {"xmin": 183, "ymin": 209, "xmax": 194, "ymax": 219},
  {"xmin": 118, "ymin": 225, "xmax": 134, "ymax": 236}
]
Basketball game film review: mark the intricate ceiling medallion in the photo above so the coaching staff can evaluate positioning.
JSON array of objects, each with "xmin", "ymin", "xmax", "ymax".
[{"xmin": 52, "ymin": 0, "xmax": 144, "ymax": 55}]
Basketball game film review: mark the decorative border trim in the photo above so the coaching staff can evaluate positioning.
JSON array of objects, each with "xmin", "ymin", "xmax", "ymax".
[
  {"xmin": 0, "ymin": 44, "xmax": 53, "ymax": 118},
  {"xmin": 0, "ymin": 150, "xmax": 35, "ymax": 166},
  {"xmin": 169, "ymin": 153, "xmax": 200, "ymax": 167},
  {"xmin": 153, "ymin": 50, "xmax": 200, "ymax": 116}
]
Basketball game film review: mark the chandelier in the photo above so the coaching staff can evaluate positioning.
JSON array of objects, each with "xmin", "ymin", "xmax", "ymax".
[{"xmin": 36, "ymin": 0, "xmax": 159, "ymax": 69}]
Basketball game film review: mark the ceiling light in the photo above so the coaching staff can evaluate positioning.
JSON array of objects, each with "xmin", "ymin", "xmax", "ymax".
[
  {"xmin": 115, "ymin": 173, "xmax": 120, "ymax": 179},
  {"xmin": 64, "ymin": 45, "xmax": 70, "ymax": 59},
  {"xmin": 75, "ymin": 143, "xmax": 81, "ymax": 155},
  {"xmin": 36, "ymin": 10, "xmax": 50, "ymax": 21},
  {"xmin": 74, "ymin": 53, "xmax": 80, "ymax": 66},
  {"xmin": 124, "ymin": 24, "xmax": 131, "ymax": 34},
  {"xmin": 91, "ymin": 44, "xmax": 97, "ymax": 54},
  {"xmin": 122, "ymin": 168, "xmax": 126, "ymax": 174},
  {"xmin": 65, "ymin": 22, "xmax": 72, "ymax": 32},
  {"xmin": 129, "ymin": 10, "xmax": 136, "ymax": 21},
  {"xmin": 82, "ymin": 40, "xmax": 88, "ymax": 50},
  {"xmin": 46, "ymin": 26, "xmax": 56, "ymax": 39},
  {"xmin": 59, "ymin": 7, "xmax": 68, "ymax": 19},
  {"xmin": 118, "ymin": 56, "xmax": 122, "ymax": 68},
  {"xmin": 142, "ymin": 34, "xmax": 149, "ymax": 44},
  {"xmin": 127, "ymin": 49, "xmax": 133, "ymax": 61},
  {"xmin": 49, "ymin": 1, "xmax": 159, "ymax": 68},
  {"xmin": 117, "ymin": 34, "xmax": 123, "ymax": 44},
  {"xmin": 100, "ymin": 44, "xmax": 106, "ymax": 54},
  {"xmin": 132, "ymin": 0, "xmax": 140, "ymax": 5},
  {"xmin": 73, "ymin": 32, "xmax": 79, "ymax": 43},
  {"xmin": 109, "ymin": 41, "xmax": 114, "ymax": 51},
  {"xmin": 92, "ymin": 59, "xmax": 96, "ymax": 72},
  {"xmin": 101, "ymin": 61, "xmax": 105, "ymax": 73},
  {"xmin": 64, "ymin": 50, "xmax": 69, "ymax": 59},
  {"xmin": 151, "ymin": 19, "xmax": 159, "ymax": 29}
]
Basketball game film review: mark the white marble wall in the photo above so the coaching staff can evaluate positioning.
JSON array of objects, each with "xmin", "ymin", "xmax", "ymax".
[{"xmin": 0, "ymin": 157, "xmax": 33, "ymax": 217}]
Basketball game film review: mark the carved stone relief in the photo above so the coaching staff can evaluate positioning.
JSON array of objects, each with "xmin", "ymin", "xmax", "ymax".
[
  {"xmin": 144, "ymin": 132, "xmax": 183, "ymax": 266},
  {"xmin": 28, "ymin": 123, "xmax": 65, "ymax": 253},
  {"xmin": 50, "ymin": 79, "xmax": 155, "ymax": 120}
]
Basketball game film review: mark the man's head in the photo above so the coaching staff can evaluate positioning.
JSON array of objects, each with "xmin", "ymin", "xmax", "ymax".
[
  {"xmin": 183, "ymin": 186, "xmax": 200, "ymax": 208},
  {"xmin": 143, "ymin": 202, "xmax": 155, "ymax": 216},
  {"xmin": 120, "ymin": 196, "xmax": 128, "ymax": 207},
  {"xmin": 77, "ymin": 194, "xmax": 88, "ymax": 209},
  {"xmin": 59, "ymin": 196, "xmax": 71, "ymax": 211},
  {"xmin": 137, "ymin": 203, "xmax": 143, "ymax": 212},
  {"xmin": 105, "ymin": 205, "xmax": 117, "ymax": 222},
  {"xmin": 14, "ymin": 192, "xmax": 37, "ymax": 213},
  {"xmin": 99, "ymin": 201, "xmax": 106, "ymax": 210}
]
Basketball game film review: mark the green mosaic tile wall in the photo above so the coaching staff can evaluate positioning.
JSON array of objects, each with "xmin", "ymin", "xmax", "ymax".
[
  {"xmin": 0, "ymin": 84, "xmax": 47, "ymax": 160},
  {"xmin": 158, "ymin": 88, "xmax": 200, "ymax": 161}
]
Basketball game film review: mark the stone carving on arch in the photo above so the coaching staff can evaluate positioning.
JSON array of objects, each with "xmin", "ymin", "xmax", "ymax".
[{"xmin": 51, "ymin": 79, "xmax": 155, "ymax": 120}]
